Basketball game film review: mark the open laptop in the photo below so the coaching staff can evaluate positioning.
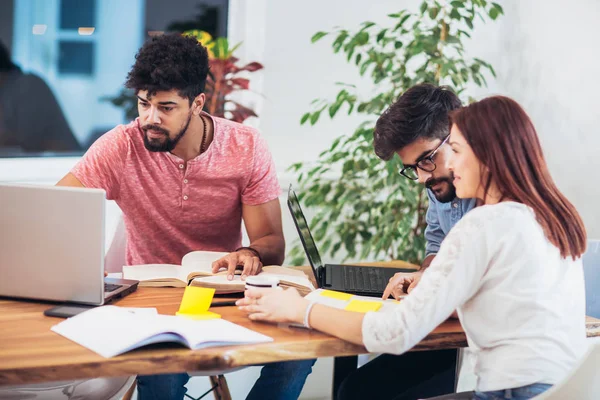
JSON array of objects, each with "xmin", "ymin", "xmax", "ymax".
[
  {"xmin": 0, "ymin": 184, "xmax": 138, "ymax": 306},
  {"xmin": 287, "ymin": 186, "xmax": 415, "ymax": 297}
]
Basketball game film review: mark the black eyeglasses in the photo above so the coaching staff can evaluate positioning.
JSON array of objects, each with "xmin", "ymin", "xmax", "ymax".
[{"xmin": 400, "ymin": 135, "xmax": 450, "ymax": 180}]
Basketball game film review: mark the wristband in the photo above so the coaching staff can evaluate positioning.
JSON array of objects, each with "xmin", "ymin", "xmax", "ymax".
[
  {"xmin": 303, "ymin": 302, "xmax": 316, "ymax": 329},
  {"xmin": 235, "ymin": 246, "xmax": 262, "ymax": 262}
]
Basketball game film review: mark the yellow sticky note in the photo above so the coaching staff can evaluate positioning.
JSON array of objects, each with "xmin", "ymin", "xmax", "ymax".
[
  {"xmin": 177, "ymin": 286, "xmax": 220, "ymax": 319},
  {"xmin": 345, "ymin": 300, "xmax": 382, "ymax": 313},
  {"xmin": 320, "ymin": 290, "xmax": 353, "ymax": 301},
  {"xmin": 176, "ymin": 310, "xmax": 221, "ymax": 320}
]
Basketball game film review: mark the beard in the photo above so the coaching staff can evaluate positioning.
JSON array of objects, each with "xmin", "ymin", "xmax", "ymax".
[
  {"xmin": 425, "ymin": 173, "xmax": 457, "ymax": 203},
  {"xmin": 142, "ymin": 112, "xmax": 192, "ymax": 152}
]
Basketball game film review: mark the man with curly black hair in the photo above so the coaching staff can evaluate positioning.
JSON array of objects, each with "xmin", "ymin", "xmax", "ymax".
[{"xmin": 57, "ymin": 33, "xmax": 315, "ymax": 400}]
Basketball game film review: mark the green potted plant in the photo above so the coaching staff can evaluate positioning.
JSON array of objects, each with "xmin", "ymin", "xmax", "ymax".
[
  {"xmin": 184, "ymin": 30, "xmax": 264, "ymax": 122},
  {"xmin": 288, "ymin": 0, "xmax": 503, "ymax": 265}
]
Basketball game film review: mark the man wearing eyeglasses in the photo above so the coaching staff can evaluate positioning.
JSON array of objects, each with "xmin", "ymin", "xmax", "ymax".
[
  {"xmin": 336, "ymin": 83, "xmax": 476, "ymax": 400},
  {"xmin": 379, "ymin": 85, "xmax": 477, "ymax": 290}
]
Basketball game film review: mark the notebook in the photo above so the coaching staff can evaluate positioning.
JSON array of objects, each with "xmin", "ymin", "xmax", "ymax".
[
  {"xmin": 287, "ymin": 185, "xmax": 418, "ymax": 297},
  {"xmin": 51, "ymin": 305, "xmax": 273, "ymax": 358}
]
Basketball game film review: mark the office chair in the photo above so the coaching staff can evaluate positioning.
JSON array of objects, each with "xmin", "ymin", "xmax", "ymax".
[
  {"xmin": 534, "ymin": 341, "xmax": 600, "ymax": 399},
  {"xmin": 0, "ymin": 376, "xmax": 136, "ymax": 400}
]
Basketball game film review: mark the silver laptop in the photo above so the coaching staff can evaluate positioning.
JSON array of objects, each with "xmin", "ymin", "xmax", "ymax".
[{"xmin": 0, "ymin": 184, "xmax": 138, "ymax": 305}]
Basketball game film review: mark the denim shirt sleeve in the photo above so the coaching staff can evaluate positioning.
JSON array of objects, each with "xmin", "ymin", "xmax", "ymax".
[{"xmin": 424, "ymin": 189, "xmax": 445, "ymax": 257}]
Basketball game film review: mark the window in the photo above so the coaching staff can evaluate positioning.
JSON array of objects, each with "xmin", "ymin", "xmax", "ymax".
[
  {"xmin": 0, "ymin": 0, "xmax": 228, "ymax": 157},
  {"xmin": 58, "ymin": 41, "xmax": 95, "ymax": 75},
  {"xmin": 60, "ymin": 0, "xmax": 96, "ymax": 31}
]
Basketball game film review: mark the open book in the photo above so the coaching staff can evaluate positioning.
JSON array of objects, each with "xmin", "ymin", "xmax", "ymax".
[
  {"xmin": 122, "ymin": 251, "xmax": 230, "ymax": 287},
  {"xmin": 191, "ymin": 266, "xmax": 316, "ymax": 296},
  {"xmin": 123, "ymin": 251, "xmax": 316, "ymax": 295},
  {"xmin": 51, "ymin": 305, "xmax": 273, "ymax": 358}
]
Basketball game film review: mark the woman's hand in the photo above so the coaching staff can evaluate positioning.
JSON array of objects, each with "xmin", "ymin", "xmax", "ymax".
[
  {"xmin": 237, "ymin": 288, "xmax": 309, "ymax": 324},
  {"xmin": 382, "ymin": 271, "xmax": 422, "ymax": 300}
]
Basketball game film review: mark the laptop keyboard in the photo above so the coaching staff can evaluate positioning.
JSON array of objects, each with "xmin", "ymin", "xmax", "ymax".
[
  {"xmin": 342, "ymin": 267, "xmax": 386, "ymax": 293},
  {"xmin": 104, "ymin": 283, "xmax": 123, "ymax": 293}
]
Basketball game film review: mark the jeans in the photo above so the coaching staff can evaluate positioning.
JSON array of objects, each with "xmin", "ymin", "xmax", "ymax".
[
  {"xmin": 137, "ymin": 359, "xmax": 316, "ymax": 400},
  {"xmin": 137, "ymin": 372, "xmax": 190, "ymax": 400},
  {"xmin": 474, "ymin": 383, "xmax": 553, "ymax": 399},
  {"xmin": 336, "ymin": 349, "xmax": 458, "ymax": 400}
]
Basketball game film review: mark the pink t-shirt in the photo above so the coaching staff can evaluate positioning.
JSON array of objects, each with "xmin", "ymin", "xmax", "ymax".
[{"xmin": 71, "ymin": 114, "xmax": 280, "ymax": 266}]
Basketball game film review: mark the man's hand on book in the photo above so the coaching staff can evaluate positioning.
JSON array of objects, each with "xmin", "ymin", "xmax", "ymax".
[{"xmin": 212, "ymin": 250, "xmax": 263, "ymax": 281}]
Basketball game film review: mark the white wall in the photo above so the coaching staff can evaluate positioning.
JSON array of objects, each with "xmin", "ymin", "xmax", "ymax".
[
  {"xmin": 463, "ymin": 0, "xmax": 600, "ymax": 238},
  {"xmin": 228, "ymin": 0, "xmax": 600, "ymax": 239}
]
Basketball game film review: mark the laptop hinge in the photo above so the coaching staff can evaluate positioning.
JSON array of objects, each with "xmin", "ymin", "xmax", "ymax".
[
  {"xmin": 319, "ymin": 266, "xmax": 329, "ymax": 287},
  {"xmin": 316, "ymin": 267, "xmax": 324, "ymax": 287}
]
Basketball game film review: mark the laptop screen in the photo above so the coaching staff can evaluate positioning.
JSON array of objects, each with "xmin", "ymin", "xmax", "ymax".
[{"xmin": 286, "ymin": 186, "xmax": 324, "ymax": 274}]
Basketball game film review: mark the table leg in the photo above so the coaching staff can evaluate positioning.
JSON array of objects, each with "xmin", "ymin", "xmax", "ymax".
[{"xmin": 332, "ymin": 355, "xmax": 358, "ymax": 399}]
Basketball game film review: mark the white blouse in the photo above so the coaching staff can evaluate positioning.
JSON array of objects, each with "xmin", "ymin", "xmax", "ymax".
[{"xmin": 362, "ymin": 202, "xmax": 587, "ymax": 392}]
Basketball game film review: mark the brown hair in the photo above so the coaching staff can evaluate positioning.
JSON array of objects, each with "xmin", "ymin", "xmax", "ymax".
[
  {"xmin": 449, "ymin": 96, "xmax": 586, "ymax": 259},
  {"xmin": 373, "ymin": 84, "xmax": 461, "ymax": 160}
]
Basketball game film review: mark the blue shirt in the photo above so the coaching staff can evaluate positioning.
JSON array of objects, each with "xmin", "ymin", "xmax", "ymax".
[{"xmin": 424, "ymin": 189, "xmax": 477, "ymax": 256}]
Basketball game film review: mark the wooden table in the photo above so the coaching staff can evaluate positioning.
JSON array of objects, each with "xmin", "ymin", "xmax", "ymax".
[
  {"xmin": 1, "ymin": 288, "xmax": 599, "ymax": 386},
  {"xmin": 0, "ymin": 286, "xmax": 471, "ymax": 386}
]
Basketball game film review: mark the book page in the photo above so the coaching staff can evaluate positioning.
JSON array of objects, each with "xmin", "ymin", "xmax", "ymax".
[
  {"xmin": 51, "ymin": 306, "xmax": 185, "ymax": 357},
  {"xmin": 273, "ymin": 275, "xmax": 315, "ymax": 290},
  {"xmin": 182, "ymin": 319, "xmax": 273, "ymax": 349},
  {"xmin": 181, "ymin": 251, "xmax": 229, "ymax": 280},
  {"xmin": 122, "ymin": 264, "xmax": 187, "ymax": 283},
  {"xmin": 262, "ymin": 266, "xmax": 309, "ymax": 277},
  {"xmin": 192, "ymin": 274, "xmax": 244, "ymax": 285}
]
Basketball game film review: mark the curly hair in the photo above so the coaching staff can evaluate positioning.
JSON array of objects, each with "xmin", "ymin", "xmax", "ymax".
[
  {"xmin": 373, "ymin": 83, "xmax": 461, "ymax": 160},
  {"xmin": 125, "ymin": 33, "xmax": 209, "ymax": 103}
]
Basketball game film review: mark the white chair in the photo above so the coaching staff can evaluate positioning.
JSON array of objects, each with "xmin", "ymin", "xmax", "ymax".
[
  {"xmin": 0, "ymin": 376, "xmax": 136, "ymax": 400},
  {"xmin": 535, "ymin": 341, "xmax": 600, "ymax": 399},
  {"xmin": 426, "ymin": 343, "xmax": 600, "ymax": 400},
  {"xmin": 105, "ymin": 215, "xmax": 127, "ymax": 273},
  {"xmin": 583, "ymin": 239, "xmax": 600, "ymax": 319}
]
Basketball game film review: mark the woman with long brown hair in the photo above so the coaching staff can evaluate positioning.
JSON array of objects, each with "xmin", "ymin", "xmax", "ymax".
[{"xmin": 237, "ymin": 96, "xmax": 588, "ymax": 399}]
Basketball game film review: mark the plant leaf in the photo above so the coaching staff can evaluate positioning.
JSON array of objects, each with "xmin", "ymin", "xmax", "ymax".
[
  {"xmin": 300, "ymin": 112, "xmax": 310, "ymax": 125},
  {"xmin": 311, "ymin": 31, "xmax": 329, "ymax": 43}
]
